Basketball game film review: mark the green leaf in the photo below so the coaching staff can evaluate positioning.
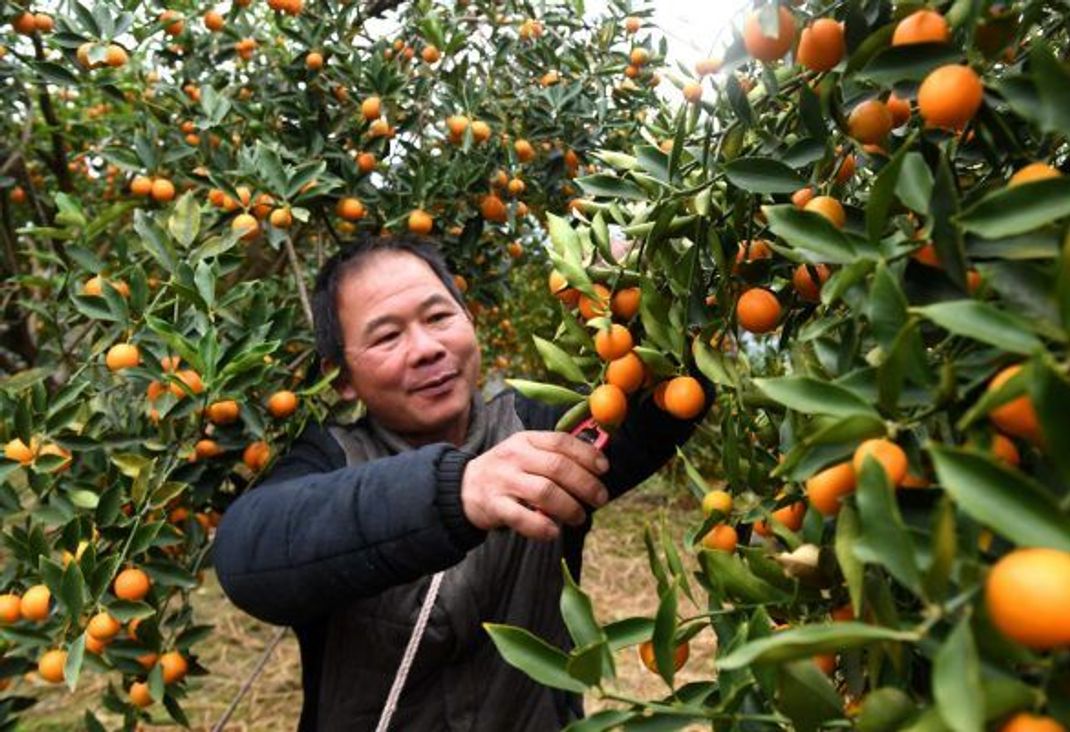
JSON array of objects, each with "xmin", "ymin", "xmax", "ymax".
[
  {"xmin": 858, "ymin": 43, "xmax": 962, "ymax": 85},
  {"xmin": 933, "ymin": 618, "xmax": 983, "ymax": 732},
  {"xmin": 753, "ymin": 377, "xmax": 879, "ymax": 419},
  {"xmin": 60, "ymin": 561, "xmax": 86, "ymax": 620},
  {"xmin": 957, "ymin": 178, "xmax": 1070, "ymax": 238},
  {"xmin": 167, "ymin": 192, "xmax": 201, "ymax": 248},
  {"xmin": 651, "ymin": 581, "xmax": 679, "ymax": 687},
  {"xmin": 484, "ymin": 624, "xmax": 588, "ymax": 693},
  {"xmin": 1035, "ymin": 361, "xmax": 1070, "ymax": 485},
  {"xmin": 692, "ymin": 339, "xmax": 739, "ymax": 390},
  {"xmin": 716, "ymin": 622, "xmax": 916, "ymax": 670},
  {"xmin": 763, "ymin": 205, "xmax": 858, "ymax": 264},
  {"xmin": 911, "ymin": 301, "xmax": 1042, "ymax": 355},
  {"xmin": 925, "ymin": 496, "xmax": 957, "ymax": 602},
  {"xmin": 532, "ymin": 336, "xmax": 588, "ymax": 384},
  {"xmin": 929, "ymin": 444, "xmax": 1070, "ymax": 551},
  {"xmin": 1025, "ymin": 43, "xmax": 1070, "ymax": 135},
  {"xmin": 930, "ymin": 152, "xmax": 967, "ymax": 289},
  {"xmin": 896, "ymin": 152, "xmax": 934, "ymax": 215},
  {"xmin": 699, "ymin": 551, "xmax": 791, "ymax": 606},
  {"xmin": 505, "ymin": 379, "xmax": 585, "ymax": 407},
  {"xmin": 723, "ymin": 157, "xmax": 804, "ymax": 194},
  {"xmin": 65, "ymin": 634, "xmax": 85, "ymax": 692},
  {"xmin": 576, "ymin": 174, "xmax": 646, "ymax": 200},
  {"xmin": 133, "ymin": 209, "xmax": 178, "ymax": 274},
  {"xmin": 835, "ymin": 504, "xmax": 865, "ymax": 617},
  {"xmin": 560, "ymin": 562, "xmax": 605, "ymax": 650},
  {"xmin": 857, "ymin": 688, "xmax": 917, "ymax": 732},
  {"xmin": 853, "ymin": 458, "xmax": 924, "ymax": 596},
  {"xmin": 567, "ymin": 641, "xmax": 607, "ymax": 687},
  {"xmin": 776, "ymin": 660, "xmax": 843, "ymax": 732},
  {"xmin": 866, "ymin": 135, "xmax": 913, "ymax": 242}
]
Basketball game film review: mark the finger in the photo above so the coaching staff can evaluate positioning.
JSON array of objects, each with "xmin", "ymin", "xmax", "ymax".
[
  {"xmin": 516, "ymin": 475, "xmax": 588, "ymax": 527},
  {"xmin": 493, "ymin": 496, "xmax": 560, "ymax": 542},
  {"xmin": 526, "ymin": 431, "xmax": 610, "ymax": 476},
  {"xmin": 519, "ymin": 436, "xmax": 608, "ymax": 508}
]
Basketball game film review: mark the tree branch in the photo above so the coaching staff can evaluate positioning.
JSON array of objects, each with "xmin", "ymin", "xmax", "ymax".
[{"xmin": 31, "ymin": 33, "xmax": 72, "ymax": 193}]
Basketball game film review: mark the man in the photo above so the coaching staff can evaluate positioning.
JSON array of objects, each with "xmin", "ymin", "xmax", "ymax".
[{"xmin": 213, "ymin": 234, "xmax": 707, "ymax": 731}]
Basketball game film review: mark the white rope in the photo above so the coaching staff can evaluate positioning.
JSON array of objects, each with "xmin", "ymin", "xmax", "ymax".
[{"xmin": 374, "ymin": 570, "xmax": 445, "ymax": 732}]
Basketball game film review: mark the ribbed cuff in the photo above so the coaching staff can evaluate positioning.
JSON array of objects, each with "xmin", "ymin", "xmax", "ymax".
[{"xmin": 434, "ymin": 448, "xmax": 487, "ymax": 551}]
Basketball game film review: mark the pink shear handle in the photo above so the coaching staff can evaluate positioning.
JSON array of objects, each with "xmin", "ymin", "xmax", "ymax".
[{"xmin": 570, "ymin": 417, "xmax": 610, "ymax": 451}]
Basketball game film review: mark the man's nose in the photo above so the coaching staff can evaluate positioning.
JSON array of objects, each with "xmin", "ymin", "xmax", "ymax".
[{"xmin": 408, "ymin": 324, "xmax": 447, "ymax": 365}]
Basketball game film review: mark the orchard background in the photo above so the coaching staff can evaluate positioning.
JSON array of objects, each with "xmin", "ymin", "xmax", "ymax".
[{"xmin": 2, "ymin": 0, "xmax": 1070, "ymax": 730}]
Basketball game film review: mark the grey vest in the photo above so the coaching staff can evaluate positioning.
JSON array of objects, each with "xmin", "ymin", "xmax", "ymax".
[{"xmin": 317, "ymin": 391, "xmax": 574, "ymax": 731}]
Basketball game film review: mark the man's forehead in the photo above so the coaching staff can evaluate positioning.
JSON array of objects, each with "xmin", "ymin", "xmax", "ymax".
[{"xmin": 336, "ymin": 251, "xmax": 454, "ymax": 322}]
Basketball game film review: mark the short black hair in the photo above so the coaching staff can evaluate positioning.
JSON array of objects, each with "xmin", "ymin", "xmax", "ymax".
[{"xmin": 312, "ymin": 233, "xmax": 466, "ymax": 371}]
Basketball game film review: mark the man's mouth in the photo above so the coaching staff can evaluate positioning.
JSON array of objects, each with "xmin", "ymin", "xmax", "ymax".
[{"xmin": 412, "ymin": 371, "xmax": 458, "ymax": 393}]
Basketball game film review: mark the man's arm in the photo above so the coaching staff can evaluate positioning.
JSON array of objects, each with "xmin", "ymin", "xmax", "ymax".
[{"xmin": 212, "ymin": 424, "xmax": 483, "ymax": 627}]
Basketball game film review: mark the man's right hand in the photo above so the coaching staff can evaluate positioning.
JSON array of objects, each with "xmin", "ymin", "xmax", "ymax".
[{"xmin": 460, "ymin": 431, "xmax": 610, "ymax": 541}]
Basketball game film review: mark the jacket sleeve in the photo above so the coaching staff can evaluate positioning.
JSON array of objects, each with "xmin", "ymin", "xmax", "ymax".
[
  {"xmin": 512, "ymin": 378, "xmax": 712, "ymax": 500},
  {"xmin": 212, "ymin": 424, "xmax": 485, "ymax": 627}
]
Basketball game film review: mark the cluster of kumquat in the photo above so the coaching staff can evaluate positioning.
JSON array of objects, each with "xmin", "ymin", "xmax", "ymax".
[{"xmin": 487, "ymin": 1, "xmax": 1070, "ymax": 729}]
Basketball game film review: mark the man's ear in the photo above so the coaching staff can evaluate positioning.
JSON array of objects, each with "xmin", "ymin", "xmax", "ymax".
[{"xmin": 324, "ymin": 359, "xmax": 359, "ymax": 401}]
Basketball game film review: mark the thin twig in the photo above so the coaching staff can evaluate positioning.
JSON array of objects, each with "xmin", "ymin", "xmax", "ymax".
[
  {"xmin": 284, "ymin": 234, "xmax": 314, "ymax": 327},
  {"xmin": 211, "ymin": 626, "xmax": 288, "ymax": 732}
]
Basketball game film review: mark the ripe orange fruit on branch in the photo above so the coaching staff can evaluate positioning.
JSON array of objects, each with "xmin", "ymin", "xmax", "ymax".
[
  {"xmin": 796, "ymin": 18, "xmax": 844, "ymax": 72},
  {"xmin": 754, "ymin": 500, "xmax": 805, "ymax": 537},
  {"xmin": 105, "ymin": 44, "xmax": 128, "ymax": 67},
  {"xmin": 663, "ymin": 376, "xmax": 705, "ymax": 420},
  {"xmin": 269, "ymin": 207, "xmax": 293, "ymax": 229},
  {"xmin": 408, "ymin": 209, "xmax": 434, "ymax": 235},
  {"xmin": 204, "ymin": 10, "xmax": 224, "ymax": 31},
  {"xmin": 847, "ymin": 99, "xmax": 893, "ymax": 144},
  {"xmin": 38, "ymin": 649, "xmax": 66, "ymax": 684},
  {"xmin": 853, "ymin": 439, "xmax": 908, "ymax": 486},
  {"xmin": 129, "ymin": 681, "xmax": 154, "ymax": 708},
  {"xmin": 20, "ymin": 584, "xmax": 51, "ymax": 621},
  {"xmin": 480, "ymin": 194, "xmax": 507, "ymax": 223},
  {"xmin": 695, "ymin": 57, "xmax": 722, "ymax": 76},
  {"xmin": 578, "ymin": 284, "xmax": 611, "ymax": 320},
  {"xmin": 12, "ymin": 12, "xmax": 37, "ymax": 35},
  {"xmin": 114, "ymin": 567, "xmax": 151, "ymax": 602},
  {"xmin": 737, "ymin": 288, "xmax": 781, "ymax": 333},
  {"xmin": 987, "ymin": 365, "xmax": 1041, "ymax": 444},
  {"xmin": 159, "ymin": 10, "xmax": 184, "ymax": 36},
  {"xmin": 232, "ymin": 213, "xmax": 259, "ymax": 240},
  {"xmin": 806, "ymin": 461, "xmax": 856, "ymax": 516},
  {"xmin": 611, "ymin": 287, "xmax": 641, "ymax": 320},
  {"xmin": 244, "ymin": 441, "xmax": 272, "ymax": 471},
  {"xmin": 1000, "ymin": 713, "xmax": 1068, "ymax": 732},
  {"xmin": 743, "ymin": 5, "xmax": 796, "ymax": 62},
  {"xmin": 638, "ymin": 640, "xmax": 689, "ymax": 673},
  {"xmin": 804, "ymin": 196, "xmax": 846, "ymax": 228},
  {"xmin": 701, "ymin": 524, "xmax": 738, "ymax": 552},
  {"xmin": 106, "ymin": 343, "xmax": 140, "ymax": 371},
  {"xmin": 337, "ymin": 197, "xmax": 366, "ymax": 221},
  {"xmin": 793, "ymin": 263, "xmax": 830, "ymax": 302},
  {"xmin": 988, "ymin": 433, "xmax": 1020, "ymax": 466},
  {"xmin": 421, "ymin": 45, "xmax": 440, "ymax": 63},
  {"xmin": 589, "ymin": 384, "xmax": 628, "ymax": 427},
  {"xmin": 985, "ymin": 548, "xmax": 1070, "ymax": 649},
  {"xmin": 306, "ymin": 51, "xmax": 324, "ymax": 70},
  {"xmin": 594, "ymin": 324, "xmax": 633, "ymax": 361},
  {"xmin": 130, "ymin": 175, "xmax": 153, "ymax": 196},
  {"xmin": 918, "ymin": 65, "xmax": 984, "ymax": 130},
  {"xmin": 87, "ymin": 611, "xmax": 122, "ymax": 641},
  {"xmin": 1009, "ymin": 162, "xmax": 1061, "ymax": 187},
  {"xmin": 5, "ymin": 438, "xmax": 37, "ymax": 465},
  {"xmin": 682, "ymin": 82, "xmax": 702, "ymax": 104},
  {"xmin": 887, "ymin": 93, "xmax": 911, "ymax": 127},
  {"xmin": 606, "ymin": 353, "xmax": 645, "ymax": 394},
  {"xmin": 160, "ymin": 650, "xmax": 188, "ymax": 684},
  {"xmin": 514, "ymin": 139, "xmax": 535, "ymax": 163},
  {"xmin": 892, "ymin": 9, "xmax": 950, "ymax": 46},
  {"xmin": 266, "ymin": 390, "xmax": 298, "ymax": 419},
  {"xmin": 702, "ymin": 489, "xmax": 733, "ymax": 517},
  {"xmin": 170, "ymin": 369, "xmax": 204, "ymax": 398},
  {"xmin": 361, "ymin": 96, "xmax": 381, "ymax": 121},
  {"xmin": 151, "ymin": 178, "xmax": 176, "ymax": 203},
  {"xmin": 0, "ymin": 594, "xmax": 21, "ymax": 624},
  {"xmin": 207, "ymin": 400, "xmax": 241, "ymax": 425}
]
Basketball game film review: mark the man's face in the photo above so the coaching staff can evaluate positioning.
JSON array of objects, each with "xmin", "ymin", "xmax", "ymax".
[{"xmin": 334, "ymin": 251, "xmax": 481, "ymax": 446}]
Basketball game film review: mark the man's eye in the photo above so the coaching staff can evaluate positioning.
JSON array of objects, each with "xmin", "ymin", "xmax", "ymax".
[
  {"xmin": 428, "ymin": 311, "xmax": 453, "ymax": 323},
  {"xmin": 374, "ymin": 332, "xmax": 399, "ymax": 345}
]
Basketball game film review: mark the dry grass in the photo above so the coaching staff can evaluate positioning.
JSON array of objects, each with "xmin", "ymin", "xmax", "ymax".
[{"xmin": 18, "ymin": 477, "xmax": 713, "ymax": 730}]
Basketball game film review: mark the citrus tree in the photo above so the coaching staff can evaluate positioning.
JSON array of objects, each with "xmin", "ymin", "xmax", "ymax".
[
  {"xmin": 0, "ymin": 0, "xmax": 665, "ymax": 726},
  {"xmin": 486, "ymin": 1, "xmax": 1070, "ymax": 729}
]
